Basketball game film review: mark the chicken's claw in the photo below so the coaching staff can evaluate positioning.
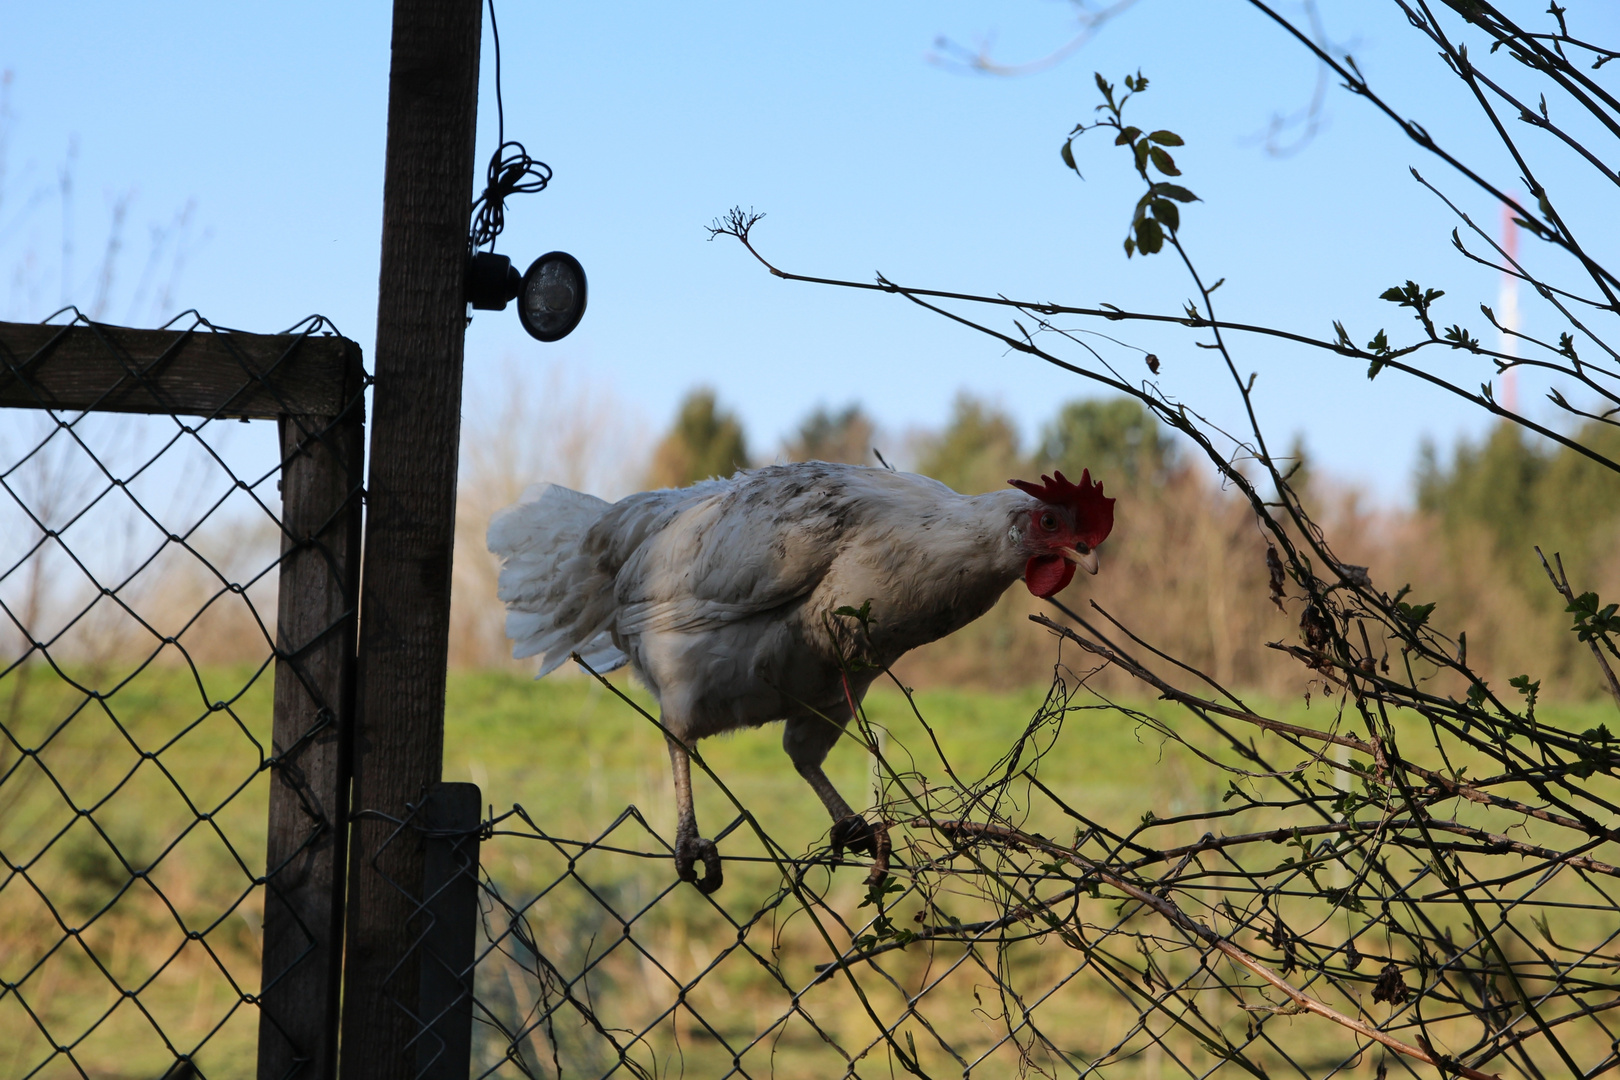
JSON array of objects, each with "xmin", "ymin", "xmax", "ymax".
[
  {"xmin": 831, "ymin": 814, "xmax": 892, "ymax": 886},
  {"xmin": 676, "ymin": 836, "xmax": 723, "ymax": 894}
]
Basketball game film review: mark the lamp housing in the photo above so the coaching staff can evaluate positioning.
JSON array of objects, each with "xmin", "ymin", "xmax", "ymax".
[
  {"xmin": 467, "ymin": 252, "xmax": 523, "ymax": 311},
  {"xmin": 517, "ymin": 252, "xmax": 588, "ymax": 342}
]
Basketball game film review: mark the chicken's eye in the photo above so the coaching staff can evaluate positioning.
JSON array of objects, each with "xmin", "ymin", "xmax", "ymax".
[{"xmin": 1039, "ymin": 512, "xmax": 1058, "ymax": 531}]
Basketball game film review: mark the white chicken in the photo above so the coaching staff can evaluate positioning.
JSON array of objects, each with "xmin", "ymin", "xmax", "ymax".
[{"xmin": 487, "ymin": 462, "xmax": 1114, "ymax": 892}]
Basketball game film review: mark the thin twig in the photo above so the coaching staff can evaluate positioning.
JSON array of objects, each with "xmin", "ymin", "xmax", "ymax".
[
  {"xmin": 1535, "ymin": 546, "xmax": 1620, "ymax": 709},
  {"xmin": 943, "ymin": 820, "xmax": 1504, "ymax": 1080}
]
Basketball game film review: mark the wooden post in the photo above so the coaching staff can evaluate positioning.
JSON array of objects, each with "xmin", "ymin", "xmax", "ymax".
[
  {"xmin": 257, "ymin": 382, "xmax": 366, "ymax": 1080},
  {"xmin": 415, "ymin": 783, "xmax": 484, "ymax": 1080},
  {"xmin": 339, "ymin": 1, "xmax": 482, "ymax": 1077}
]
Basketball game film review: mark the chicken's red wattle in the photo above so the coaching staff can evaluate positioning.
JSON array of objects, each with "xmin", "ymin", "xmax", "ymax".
[{"xmin": 1025, "ymin": 554, "xmax": 1076, "ymax": 598}]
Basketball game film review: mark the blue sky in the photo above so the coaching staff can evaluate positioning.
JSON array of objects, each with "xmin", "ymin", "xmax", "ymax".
[{"xmin": 3, "ymin": 1, "xmax": 1615, "ymax": 501}]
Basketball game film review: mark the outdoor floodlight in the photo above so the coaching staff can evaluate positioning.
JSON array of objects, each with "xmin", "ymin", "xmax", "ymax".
[
  {"xmin": 466, "ymin": 250, "xmax": 588, "ymax": 343},
  {"xmin": 517, "ymin": 252, "xmax": 587, "ymax": 342}
]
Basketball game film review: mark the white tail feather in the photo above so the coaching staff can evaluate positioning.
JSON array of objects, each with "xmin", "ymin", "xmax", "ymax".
[{"xmin": 487, "ymin": 483, "xmax": 628, "ymax": 677}]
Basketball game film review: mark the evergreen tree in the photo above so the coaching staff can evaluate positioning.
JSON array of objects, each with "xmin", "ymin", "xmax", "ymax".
[
  {"xmin": 915, "ymin": 393, "xmax": 1025, "ymax": 494},
  {"xmin": 647, "ymin": 388, "xmax": 750, "ymax": 489},
  {"xmin": 785, "ymin": 403, "xmax": 874, "ymax": 465},
  {"xmin": 1418, "ymin": 419, "xmax": 1620, "ymax": 595},
  {"xmin": 1036, "ymin": 397, "xmax": 1171, "ymax": 489}
]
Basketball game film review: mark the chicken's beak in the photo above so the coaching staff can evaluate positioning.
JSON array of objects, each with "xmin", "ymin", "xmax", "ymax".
[{"xmin": 1058, "ymin": 545, "xmax": 1099, "ymax": 575}]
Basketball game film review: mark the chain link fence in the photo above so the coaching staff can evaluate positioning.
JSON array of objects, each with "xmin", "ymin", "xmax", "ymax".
[
  {"xmin": 399, "ymin": 652, "xmax": 1620, "ymax": 1080},
  {"xmin": 4, "ymin": 317, "xmax": 1617, "ymax": 1080},
  {"xmin": 0, "ymin": 311, "xmax": 365, "ymax": 1079}
]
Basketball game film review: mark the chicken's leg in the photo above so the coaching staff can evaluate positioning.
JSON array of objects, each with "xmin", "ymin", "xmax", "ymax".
[
  {"xmin": 783, "ymin": 715, "xmax": 891, "ymax": 885},
  {"xmin": 666, "ymin": 735, "xmax": 722, "ymax": 893}
]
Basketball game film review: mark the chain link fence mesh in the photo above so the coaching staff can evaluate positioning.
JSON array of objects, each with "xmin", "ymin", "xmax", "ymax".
[
  {"xmin": 398, "ymin": 656, "xmax": 1620, "ymax": 1080},
  {"xmin": 5, "ymin": 314, "xmax": 1617, "ymax": 1080},
  {"xmin": 0, "ymin": 310, "xmax": 365, "ymax": 1079}
]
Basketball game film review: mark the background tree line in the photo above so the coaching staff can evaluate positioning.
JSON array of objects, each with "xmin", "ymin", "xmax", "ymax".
[{"xmin": 450, "ymin": 379, "xmax": 1620, "ymax": 700}]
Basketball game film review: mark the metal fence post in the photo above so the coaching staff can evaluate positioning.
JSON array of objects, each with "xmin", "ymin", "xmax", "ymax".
[{"xmin": 415, "ymin": 783, "xmax": 484, "ymax": 1080}]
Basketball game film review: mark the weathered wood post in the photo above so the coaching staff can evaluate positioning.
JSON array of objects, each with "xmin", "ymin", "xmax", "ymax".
[
  {"xmin": 414, "ymin": 783, "xmax": 484, "ymax": 1080},
  {"xmin": 257, "ymin": 365, "xmax": 366, "ymax": 1080},
  {"xmin": 338, "ymin": 0, "xmax": 483, "ymax": 1076}
]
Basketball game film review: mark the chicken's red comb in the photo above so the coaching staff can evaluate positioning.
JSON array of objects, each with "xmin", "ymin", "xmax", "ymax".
[{"xmin": 1009, "ymin": 469, "xmax": 1115, "ymax": 548}]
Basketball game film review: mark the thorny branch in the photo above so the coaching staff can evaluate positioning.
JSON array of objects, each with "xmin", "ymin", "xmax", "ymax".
[
  {"xmin": 938, "ymin": 819, "xmax": 1507, "ymax": 1080},
  {"xmin": 1537, "ymin": 546, "xmax": 1620, "ymax": 708},
  {"xmin": 686, "ymin": 5, "xmax": 1620, "ymax": 1077},
  {"xmin": 462, "ymin": 7, "xmax": 1620, "ymax": 1079}
]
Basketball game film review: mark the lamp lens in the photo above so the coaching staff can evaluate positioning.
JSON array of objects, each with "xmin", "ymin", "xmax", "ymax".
[{"xmin": 519, "ymin": 252, "xmax": 587, "ymax": 341}]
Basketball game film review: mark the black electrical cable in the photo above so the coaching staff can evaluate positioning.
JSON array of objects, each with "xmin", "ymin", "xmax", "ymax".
[{"xmin": 469, "ymin": 0, "xmax": 551, "ymax": 251}]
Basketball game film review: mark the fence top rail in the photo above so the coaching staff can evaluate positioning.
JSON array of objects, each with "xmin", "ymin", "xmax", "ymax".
[{"xmin": 0, "ymin": 315, "xmax": 363, "ymax": 420}]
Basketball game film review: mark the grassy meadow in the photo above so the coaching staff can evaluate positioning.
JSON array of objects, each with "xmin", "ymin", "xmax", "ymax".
[
  {"xmin": 2, "ymin": 661, "xmax": 1615, "ymax": 1078},
  {"xmin": 0, "ymin": 662, "xmax": 276, "ymax": 1080},
  {"xmin": 448, "ymin": 671, "xmax": 1619, "ymax": 1079}
]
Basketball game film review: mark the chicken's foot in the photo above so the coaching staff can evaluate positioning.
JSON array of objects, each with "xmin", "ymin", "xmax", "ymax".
[
  {"xmin": 831, "ymin": 814, "xmax": 892, "ymax": 887},
  {"xmin": 786, "ymin": 715, "xmax": 892, "ymax": 885},
  {"xmin": 796, "ymin": 757, "xmax": 891, "ymax": 886},
  {"xmin": 667, "ymin": 735, "xmax": 722, "ymax": 893}
]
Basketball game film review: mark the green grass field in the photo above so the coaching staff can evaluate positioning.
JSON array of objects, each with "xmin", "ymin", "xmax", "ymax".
[
  {"xmin": 447, "ymin": 672, "xmax": 1246, "ymax": 1080},
  {"xmin": 444, "ymin": 671, "xmax": 1229, "ymax": 857},
  {"xmin": 448, "ymin": 673, "xmax": 1620, "ymax": 1078},
  {"xmin": 2, "ymin": 664, "xmax": 1614, "ymax": 1078}
]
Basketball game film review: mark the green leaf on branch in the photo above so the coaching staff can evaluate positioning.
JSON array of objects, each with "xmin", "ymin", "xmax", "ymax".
[
  {"xmin": 1365, "ymin": 329, "xmax": 1391, "ymax": 378},
  {"xmin": 1134, "ymin": 217, "xmax": 1165, "ymax": 255},
  {"xmin": 858, "ymin": 874, "xmax": 904, "ymax": 909},
  {"xmin": 1152, "ymin": 183, "xmax": 1199, "ymax": 202},
  {"xmin": 1380, "ymin": 279, "xmax": 1445, "ymax": 334},
  {"xmin": 1321, "ymin": 887, "xmax": 1366, "ymax": 913},
  {"xmin": 1509, "ymin": 674, "xmax": 1541, "ymax": 717},
  {"xmin": 1094, "ymin": 71, "xmax": 1115, "ymax": 106},
  {"xmin": 1443, "ymin": 324, "xmax": 1480, "ymax": 350},
  {"xmin": 1380, "ymin": 281, "xmax": 1445, "ymax": 309},
  {"xmin": 1566, "ymin": 591, "xmax": 1619, "ymax": 646},
  {"xmin": 1084, "ymin": 71, "xmax": 1188, "ymax": 259},
  {"xmin": 833, "ymin": 599, "xmax": 874, "ymax": 624},
  {"xmin": 1396, "ymin": 599, "xmax": 1436, "ymax": 627},
  {"xmin": 1060, "ymin": 140, "xmax": 1078, "ymax": 172},
  {"xmin": 1150, "ymin": 198, "xmax": 1180, "ymax": 232}
]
